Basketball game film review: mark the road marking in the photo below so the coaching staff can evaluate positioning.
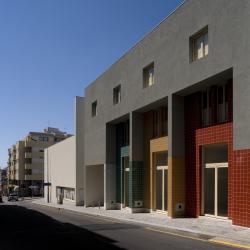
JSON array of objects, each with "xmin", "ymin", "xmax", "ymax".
[
  {"xmin": 145, "ymin": 227, "xmax": 208, "ymax": 243},
  {"xmin": 145, "ymin": 227, "xmax": 250, "ymax": 249},
  {"xmin": 209, "ymin": 239, "xmax": 250, "ymax": 249},
  {"xmin": 31, "ymin": 203, "xmax": 250, "ymax": 249}
]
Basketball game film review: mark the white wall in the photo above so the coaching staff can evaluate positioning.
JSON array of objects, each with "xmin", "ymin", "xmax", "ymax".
[
  {"xmin": 44, "ymin": 136, "xmax": 76, "ymax": 204},
  {"xmin": 85, "ymin": 165, "xmax": 104, "ymax": 207},
  {"xmin": 44, "ymin": 96, "xmax": 85, "ymax": 205}
]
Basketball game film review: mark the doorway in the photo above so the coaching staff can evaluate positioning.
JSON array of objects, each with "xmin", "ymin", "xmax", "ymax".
[
  {"xmin": 154, "ymin": 152, "xmax": 168, "ymax": 212},
  {"xmin": 202, "ymin": 144, "xmax": 228, "ymax": 218},
  {"xmin": 204, "ymin": 162, "xmax": 228, "ymax": 217}
]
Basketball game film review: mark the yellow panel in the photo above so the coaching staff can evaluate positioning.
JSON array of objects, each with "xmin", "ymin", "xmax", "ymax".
[{"xmin": 168, "ymin": 157, "xmax": 185, "ymax": 217}]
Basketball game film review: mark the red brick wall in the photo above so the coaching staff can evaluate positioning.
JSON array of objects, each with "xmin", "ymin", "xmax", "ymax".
[
  {"xmin": 185, "ymin": 106, "xmax": 233, "ymax": 218},
  {"xmin": 232, "ymin": 150, "xmax": 250, "ymax": 227},
  {"xmin": 195, "ymin": 123, "xmax": 233, "ymax": 219},
  {"xmin": 185, "ymin": 85, "xmax": 250, "ymax": 227}
]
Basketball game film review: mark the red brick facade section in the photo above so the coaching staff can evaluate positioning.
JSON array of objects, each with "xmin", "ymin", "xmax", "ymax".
[
  {"xmin": 195, "ymin": 123, "xmax": 233, "ymax": 219},
  {"xmin": 185, "ymin": 85, "xmax": 250, "ymax": 227},
  {"xmin": 233, "ymin": 150, "xmax": 250, "ymax": 227}
]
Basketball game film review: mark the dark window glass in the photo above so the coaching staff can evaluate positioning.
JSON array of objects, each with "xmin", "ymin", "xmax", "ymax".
[
  {"xmin": 25, "ymin": 169, "xmax": 32, "ymax": 175},
  {"xmin": 153, "ymin": 110, "xmax": 158, "ymax": 138},
  {"xmin": 92, "ymin": 101, "xmax": 97, "ymax": 117},
  {"xmin": 113, "ymin": 85, "xmax": 121, "ymax": 105},
  {"xmin": 202, "ymin": 92, "xmax": 207, "ymax": 109},
  {"xmin": 218, "ymin": 86, "xmax": 223, "ymax": 104}
]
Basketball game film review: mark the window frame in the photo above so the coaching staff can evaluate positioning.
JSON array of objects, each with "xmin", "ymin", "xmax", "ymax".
[
  {"xmin": 113, "ymin": 85, "xmax": 121, "ymax": 105},
  {"xmin": 190, "ymin": 26, "xmax": 208, "ymax": 62},
  {"xmin": 143, "ymin": 62, "xmax": 155, "ymax": 88},
  {"xmin": 38, "ymin": 136, "xmax": 49, "ymax": 142},
  {"xmin": 201, "ymin": 83, "xmax": 230, "ymax": 127}
]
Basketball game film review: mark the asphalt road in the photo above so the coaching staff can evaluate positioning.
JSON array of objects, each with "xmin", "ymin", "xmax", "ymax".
[{"xmin": 0, "ymin": 199, "xmax": 240, "ymax": 250}]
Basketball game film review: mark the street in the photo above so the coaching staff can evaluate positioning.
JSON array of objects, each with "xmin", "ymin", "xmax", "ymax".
[{"xmin": 0, "ymin": 199, "xmax": 240, "ymax": 250}]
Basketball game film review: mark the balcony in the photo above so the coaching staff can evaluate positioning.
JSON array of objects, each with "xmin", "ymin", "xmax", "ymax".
[
  {"xmin": 25, "ymin": 162, "xmax": 43, "ymax": 169},
  {"xmin": 25, "ymin": 163, "xmax": 32, "ymax": 169},
  {"xmin": 25, "ymin": 173, "xmax": 43, "ymax": 181},
  {"xmin": 25, "ymin": 140, "xmax": 51, "ymax": 147},
  {"xmin": 25, "ymin": 152, "xmax": 32, "ymax": 158}
]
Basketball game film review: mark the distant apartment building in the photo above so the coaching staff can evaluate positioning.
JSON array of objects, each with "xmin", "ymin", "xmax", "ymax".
[
  {"xmin": 8, "ymin": 128, "xmax": 71, "ymax": 195},
  {"xmin": 0, "ymin": 168, "xmax": 7, "ymax": 194}
]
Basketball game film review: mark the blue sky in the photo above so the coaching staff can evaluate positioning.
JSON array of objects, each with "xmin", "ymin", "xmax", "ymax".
[{"xmin": 0, "ymin": 0, "xmax": 183, "ymax": 168}]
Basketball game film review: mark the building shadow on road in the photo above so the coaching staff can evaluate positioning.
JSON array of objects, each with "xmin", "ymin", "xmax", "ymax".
[{"xmin": 0, "ymin": 205, "xmax": 126, "ymax": 250}]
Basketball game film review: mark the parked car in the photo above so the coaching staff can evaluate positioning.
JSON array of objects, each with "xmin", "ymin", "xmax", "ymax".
[{"xmin": 8, "ymin": 192, "xmax": 19, "ymax": 202}]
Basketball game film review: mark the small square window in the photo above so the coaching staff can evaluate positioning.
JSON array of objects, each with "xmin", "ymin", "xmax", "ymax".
[
  {"xmin": 143, "ymin": 63, "xmax": 155, "ymax": 88},
  {"xmin": 190, "ymin": 27, "xmax": 208, "ymax": 62},
  {"xmin": 92, "ymin": 101, "xmax": 97, "ymax": 117},
  {"xmin": 113, "ymin": 85, "xmax": 121, "ymax": 105}
]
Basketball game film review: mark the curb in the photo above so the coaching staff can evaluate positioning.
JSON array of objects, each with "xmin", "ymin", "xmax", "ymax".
[{"xmin": 32, "ymin": 201, "xmax": 250, "ymax": 249}]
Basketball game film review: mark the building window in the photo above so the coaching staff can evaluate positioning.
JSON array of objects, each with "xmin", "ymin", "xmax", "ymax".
[
  {"xmin": 25, "ymin": 158, "xmax": 32, "ymax": 164},
  {"xmin": 54, "ymin": 138, "xmax": 61, "ymax": 142},
  {"xmin": 161, "ymin": 106, "xmax": 168, "ymax": 136},
  {"xmin": 113, "ymin": 85, "xmax": 121, "ymax": 105},
  {"xmin": 152, "ymin": 106, "xmax": 168, "ymax": 138},
  {"xmin": 117, "ymin": 120, "xmax": 129, "ymax": 146},
  {"xmin": 64, "ymin": 188, "xmax": 75, "ymax": 200},
  {"xmin": 190, "ymin": 27, "xmax": 208, "ymax": 62},
  {"xmin": 201, "ymin": 82, "xmax": 231, "ymax": 127},
  {"xmin": 25, "ymin": 169, "xmax": 32, "ymax": 175},
  {"xmin": 143, "ymin": 63, "xmax": 155, "ymax": 88},
  {"xmin": 92, "ymin": 101, "xmax": 97, "ymax": 117},
  {"xmin": 38, "ymin": 136, "xmax": 49, "ymax": 142},
  {"xmin": 25, "ymin": 147, "xmax": 32, "ymax": 153},
  {"xmin": 153, "ymin": 110, "xmax": 159, "ymax": 138},
  {"xmin": 122, "ymin": 120, "xmax": 129, "ymax": 146},
  {"xmin": 56, "ymin": 187, "xmax": 75, "ymax": 201}
]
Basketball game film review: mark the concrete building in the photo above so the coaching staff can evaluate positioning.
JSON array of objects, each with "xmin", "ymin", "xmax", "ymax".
[
  {"xmin": 7, "ymin": 128, "xmax": 71, "ymax": 195},
  {"xmin": 0, "ymin": 168, "xmax": 7, "ymax": 195},
  {"xmin": 81, "ymin": 0, "xmax": 250, "ymax": 228},
  {"xmin": 43, "ymin": 0, "xmax": 250, "ymax": 228},
  {"xmin": 44, "ymin": 97, "xmax": 84, "ymax": 205}
]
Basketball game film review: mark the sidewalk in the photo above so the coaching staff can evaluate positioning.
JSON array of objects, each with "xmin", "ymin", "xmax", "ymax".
[{"xmin": 33, "ymin": 198, "xmax": 250, "ymax": 248}]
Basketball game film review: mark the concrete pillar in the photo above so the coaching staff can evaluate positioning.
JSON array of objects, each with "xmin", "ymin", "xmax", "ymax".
[
  {"xmin": 75, "ymin": 96, "xmax": 85, "ymax": 206},
  {"xmin": 104, "ymin": 164, "xmax": 116, "ymax": 209},
  {"xmin": 129, "ymin": 112, "xmax": 144, "ymax": 211},
  {"xmin": 168, "ymin": 94, "xmax": 186, "ymax": 217},
  {"xmin": 105, "ymin": 124, "xmax": 117, "ymax": 209}
]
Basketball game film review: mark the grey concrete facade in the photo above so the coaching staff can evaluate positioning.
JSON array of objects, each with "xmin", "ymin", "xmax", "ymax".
[
  {"xmin": 39, "ymin": 0, "xmax": 250, "ymax": 228},
  {"xmin": 83, "ymin": 0, "xmax": 250, "ymax": 166},
  {"xmin": 81, "ymin": 0, "xmax": 250, "ymax": 227}
]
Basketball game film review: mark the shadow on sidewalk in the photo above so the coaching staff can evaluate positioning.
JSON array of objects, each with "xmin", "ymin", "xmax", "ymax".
[{"xmin": 0, "ymin": 205, "xmax": 126, "ymax": 250}]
